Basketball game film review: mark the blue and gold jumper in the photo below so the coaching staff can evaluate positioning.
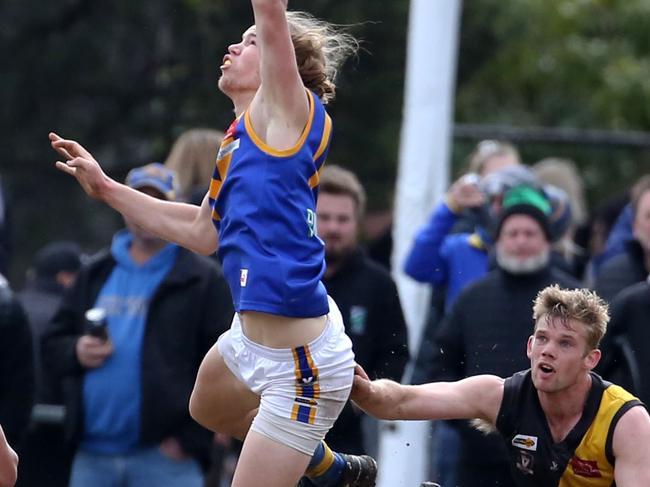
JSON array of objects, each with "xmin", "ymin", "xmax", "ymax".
[{"xmin": 208, "ymin": 90, "xmax": 332, "ymax": 318}]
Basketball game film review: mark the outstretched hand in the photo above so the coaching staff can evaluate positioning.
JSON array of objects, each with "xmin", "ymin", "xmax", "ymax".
[
  {"xmin": 49, "ymin": 132, "xmax": 110, "ymax": 200},
  {"xmin": 351, "ymin": 364, "xmax": 373, "ymax": 410}
]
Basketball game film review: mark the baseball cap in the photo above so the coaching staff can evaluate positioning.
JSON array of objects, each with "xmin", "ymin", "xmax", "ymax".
[
  {"xmin": 496, "ymin": 185, "xmax": 552, "ymax": 240},
  {"xmin": 125, "ymin": 163, "xmax": 178, "ymax": 201}
]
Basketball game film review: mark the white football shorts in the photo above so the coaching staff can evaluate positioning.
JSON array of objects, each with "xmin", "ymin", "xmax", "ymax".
[{"xmin": 216, "ymin": 296, "xmax": 356, "ymax": 455}]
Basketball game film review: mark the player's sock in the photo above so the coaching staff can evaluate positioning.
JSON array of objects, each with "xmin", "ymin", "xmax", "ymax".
[{"xmin": 305, "ymin": 441, "xmax": 346, "ymax": 486}]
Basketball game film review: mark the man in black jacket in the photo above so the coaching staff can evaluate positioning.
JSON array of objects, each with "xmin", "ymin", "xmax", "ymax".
[
  {"xmin": 316, "ymin": 165, "xmax": 409, "ymax": 456},
  {"xmin": 595, "ymin": 174, "xmax": 650, "ymax": 303},
  {"xmin": 16, "ymin": 241, "xmax": 82, "ymax": 487},
  {"xmin": 429, "ymin": 185, "xmax": 579, "ymax": 487},
  {"xmin": 42, "ymin": 164, "xmax": 233, "ymax": 487},
  {"xmin": 0, "ymin": 274, "xmax": 34, "ymax": 455}
]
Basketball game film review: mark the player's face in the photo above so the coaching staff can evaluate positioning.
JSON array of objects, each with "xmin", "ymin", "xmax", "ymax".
[
  {"xmin": 527, "ymin": 317, "xmax": 600, "ymax": 394},
  {"xmin": 317, "ymin": 193, "xmax": 359, "ymax": 262},
  {"xmin": 633, "ymin": 190, "xmax": 650, "ymax": 253},
  {"xmin": 218, "ymin": 26, "xmax": 261, "ymax": 97}
]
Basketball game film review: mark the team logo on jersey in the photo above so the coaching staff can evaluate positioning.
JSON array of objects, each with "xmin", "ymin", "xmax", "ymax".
[
  {"xmin": 516, "ymin": 450, "xmax": 535, "ymax": 475},
  {"xmin": 240, "ymin": 269, "xmax": 248, "ymax": 287},
  {"xmin": 512, "ymin": 434, "xmax": 538, "ymax": 451},
  {"xmin": 570, "ymin": 456, "xmax": 602, "ymax": 478},
  {"xmin": 217, "ymin": 138, "xmax": 240, "ymax": 162},
  {"xmin": 306, "ymin": 209, "xmax": 317, "ymax": 237}
]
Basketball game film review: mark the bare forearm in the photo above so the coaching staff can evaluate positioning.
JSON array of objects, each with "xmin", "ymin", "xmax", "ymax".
[
  {"xmin": 353, "ymin": 375, "xmax": 505, "ymax": 423},
  {"xmin": 355, "ymin": 379, "xmax": 413, "ymax": 421},
  {"xmin": 102, "ymin": 179, "xmax": 217, "ymax": 255}
]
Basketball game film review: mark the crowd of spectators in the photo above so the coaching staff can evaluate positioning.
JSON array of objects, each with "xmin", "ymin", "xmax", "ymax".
[{"xmin": 0, "ymin": 136, "xmax": 647, "ymax": 486}]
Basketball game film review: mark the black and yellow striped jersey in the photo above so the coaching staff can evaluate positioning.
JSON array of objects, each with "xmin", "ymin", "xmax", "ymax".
[{"xmin": 497, "ymin": 370, "xmax": 643, "ymax": 487}]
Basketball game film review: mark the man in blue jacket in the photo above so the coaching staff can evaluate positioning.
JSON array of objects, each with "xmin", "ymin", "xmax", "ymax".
[{"xmin": 43, "ymin": 164, "xmax": 233, "ymax": 487}]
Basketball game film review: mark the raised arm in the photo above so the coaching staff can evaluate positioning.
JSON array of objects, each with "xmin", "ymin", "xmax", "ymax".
[
  {"xmin": 612, "ymin": 405, "xmax": 650, "ymax": 486},
  {"xmin": 249, "ymin": 0, "xmax": 309, "ymax": 146},
  {"xmin": 50, "ymin": 133, "xmax": 218, "ymax": 255},
  {"xmin": 351, "ymin": 365, "xmax": 504, "ymax": 424}
]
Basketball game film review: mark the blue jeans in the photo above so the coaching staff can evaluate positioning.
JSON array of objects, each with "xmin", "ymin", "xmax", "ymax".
[{"xmin": 69, "ymin": 447, "xmax": 203, "ymax": 487}]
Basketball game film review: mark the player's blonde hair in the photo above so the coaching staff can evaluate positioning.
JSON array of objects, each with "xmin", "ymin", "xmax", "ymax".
[
  {"xmin": 532, "ymin": 285, "xmax": 609, "ymax": 350},
  {"xmin": 286, "ymin": 11, "xmax": 359, "ymax": 105}
]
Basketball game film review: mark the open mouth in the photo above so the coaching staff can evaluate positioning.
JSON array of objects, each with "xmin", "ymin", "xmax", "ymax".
[{"xmin": 539, "ymin": 363, "xmax": 555, "ymax": 374}]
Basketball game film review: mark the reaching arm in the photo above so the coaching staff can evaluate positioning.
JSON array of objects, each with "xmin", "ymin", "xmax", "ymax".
[
  {"xmin": 351, "ymin": 365, "xmax": 504, "ymax": 424},
  {"xmin": 612, "ymin": 405, "xmax": 650, "ymax": 486},
  {"xmin": 50, "ymin": 133, "xmax": 218, "ymax": 255},
  {"xmin": 249, "ymin": 0, "xmax": 309, "ymax": 148}
]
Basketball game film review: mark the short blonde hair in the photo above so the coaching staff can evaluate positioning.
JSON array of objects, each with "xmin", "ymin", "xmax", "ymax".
[
  {"xmin": 467, "ymin": 140, "xmax": 521, "ymax": 176},
  {"xmin": 286, "ymin": 11, "xmax": 359, "ymax": 105},
  {"xmin": 532, "ymin": 285, "xmax": 609, "ymax": 350},
  {"xmin": 319, "ymin": 165, "xmax": 366, "ymax": 218}
]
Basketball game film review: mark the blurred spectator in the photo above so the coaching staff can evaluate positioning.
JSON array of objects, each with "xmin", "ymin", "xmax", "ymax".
[
  {"xmin": 429, "ymin": 185, "xmax": 579, "ymax": 487},
  {"xmin": 0, "ymin": 425, "xmax": 18, "ymax": 487},
  {"xmin": 467, "ymin": 139, "xmax": 522, "ymax": 178},
  {"xmin": 42, "ymin": 163, "xmax": 233, "ymax": 487},
  {"xmin": 600, "ymin": 279, "xmax": 650, "ymax": 400},
  {"xmin": 0, "ymin": 177, "xmax": 11, "ymax": 276},
  {"xmin": 595, "ymin": 174, "xmax": 650, "ymax": 303},
  {"xmin": 16, "ymin": 241, "xmax": 82, "ymax": 487},
  {"xmin": 0, "ymin": 274, "xmax": 35, "ymax": 452},
  {"xmin": 533, "ymin": 158, "xmax": 588, "ymax": 278},
  {"xmin": 600, "ymin": 204, "xmax": 634, "ymax": 267},
  {"xmin": 317, "ymin": 165, "xmax": 409, "ymax": 456},
  {"xmin": 364, "ymin": 208, "xmax": 394, "ymax": 271},
  {"xmin": 581, "ymin": 193, "xmax": 629, "ymax": 287},
  {"xmin": 164, "ymin": 128, "xmax": 224, "ymax": 204}
]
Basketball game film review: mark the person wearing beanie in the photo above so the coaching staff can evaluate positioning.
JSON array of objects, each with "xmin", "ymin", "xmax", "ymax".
[{"xmin": 495, "ymin": 185, "xmax": 552, "ymax": 241}]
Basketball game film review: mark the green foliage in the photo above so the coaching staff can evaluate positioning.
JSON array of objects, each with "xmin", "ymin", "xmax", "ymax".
[{"xmin": 454, "ymin": 0, "xmax": 650, "ymax": 206}]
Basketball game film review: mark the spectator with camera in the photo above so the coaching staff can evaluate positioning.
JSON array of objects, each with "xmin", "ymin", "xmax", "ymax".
[
  {"xmin": 42, "ymin": 163, "xmax": 233, "ymax": 487},
  {"xmin": 404, "ymin": 140, "xmax": 522, "ymax": 313}
]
